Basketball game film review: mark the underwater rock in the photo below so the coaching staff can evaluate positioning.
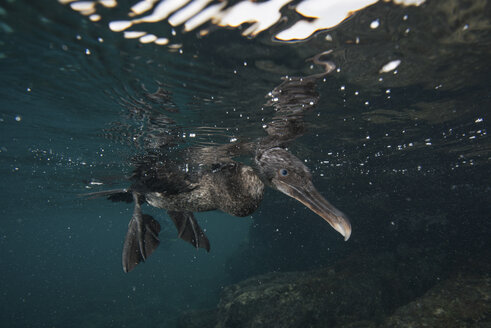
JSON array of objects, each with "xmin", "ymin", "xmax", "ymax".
[
  {"xmin": 179, "ymin": 248, "xmax": 491, "ymax": 328},
  {"xmin": 214, "ymin": 268, "xmax": 382, "ymax": 328},
  {"xmin": 383, "ymin": 274, "xmax": 491, "ymax": 328},
  {"xmin": 214, "ymin": 248, "xmax": 448, "ymax": 328}
]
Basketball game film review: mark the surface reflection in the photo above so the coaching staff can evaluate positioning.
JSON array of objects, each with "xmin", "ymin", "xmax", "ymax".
[{"xmin": 59, "ymin": 0, "xmax": 426, "ymax": 48}]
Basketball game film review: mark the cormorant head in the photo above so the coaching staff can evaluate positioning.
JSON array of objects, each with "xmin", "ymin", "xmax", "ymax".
[{"xmin": 255, "ymin": 147, "xmax": 351, "ymax": 241}]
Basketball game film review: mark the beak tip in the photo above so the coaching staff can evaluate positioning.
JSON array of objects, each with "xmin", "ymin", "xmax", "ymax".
[{"xmin": 336, "ymin": 219, "xmax": 351, "ymax": 241}]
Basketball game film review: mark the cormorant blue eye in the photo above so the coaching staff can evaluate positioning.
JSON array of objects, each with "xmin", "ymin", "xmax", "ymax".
[{"xmin": 280, "ymin": 169, "xmax": 288, "ymax": 176}]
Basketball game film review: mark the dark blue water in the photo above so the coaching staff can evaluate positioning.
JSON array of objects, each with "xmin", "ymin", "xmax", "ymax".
[{"xmin": 1, "ymin": 0, "xmax": 490, "ymax": 327}]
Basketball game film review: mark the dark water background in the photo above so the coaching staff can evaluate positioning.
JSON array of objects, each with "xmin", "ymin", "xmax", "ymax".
[{"xmin": 1, "ymin": 0, "xmax": 490, "ymax": 327}]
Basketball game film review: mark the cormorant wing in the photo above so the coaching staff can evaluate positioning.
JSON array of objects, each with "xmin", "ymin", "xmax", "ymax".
[{"xmin": 130, "ymin": 154, "xmax": 198, "ymax": 195}]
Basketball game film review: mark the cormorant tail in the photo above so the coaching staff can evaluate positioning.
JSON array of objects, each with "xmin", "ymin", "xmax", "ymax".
[{"xmin": 81, "ymin": 189, "xmax": 133, "ymax": 203}]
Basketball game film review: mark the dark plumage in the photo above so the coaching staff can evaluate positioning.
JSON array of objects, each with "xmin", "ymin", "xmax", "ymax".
[
  {"xmin": 86, "ymin": 146, "xmax": 350, "ymax": 272},
  {"xmin": 85, "ymin": 51, "xmax": 351, "ymax": 272}
]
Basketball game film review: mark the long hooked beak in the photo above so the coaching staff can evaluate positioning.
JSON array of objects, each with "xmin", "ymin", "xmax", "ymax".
[{"xmin": 275, "ymin": 180, "xmax": 351, "ymax": 241}]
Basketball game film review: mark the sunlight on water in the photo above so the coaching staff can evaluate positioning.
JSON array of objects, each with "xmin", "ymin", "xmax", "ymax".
[
  {"xmin": 379, "ymin": 59, "xmax": 401, "ymax": 73},
  {"xmin": 60, "ymin": 0, "xmax": 426, "ymax": 46}
]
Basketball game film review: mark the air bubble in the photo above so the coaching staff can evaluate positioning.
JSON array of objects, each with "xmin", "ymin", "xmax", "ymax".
[{"xmin": 370, "ymin": 19, "xmax": 380, "ymax": 29}]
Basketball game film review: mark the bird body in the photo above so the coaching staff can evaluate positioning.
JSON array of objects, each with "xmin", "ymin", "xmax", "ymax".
[
  {"xmin": 86, "ymin": 146, "xmax": 350, "ymax": 272},
  {"xmin": 85, "ymin": 52, "xmax": 351, "ymax": 272},
  {"xmin": 143, "ymin": 161, "xmax": 264, "ymax": 217}
]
